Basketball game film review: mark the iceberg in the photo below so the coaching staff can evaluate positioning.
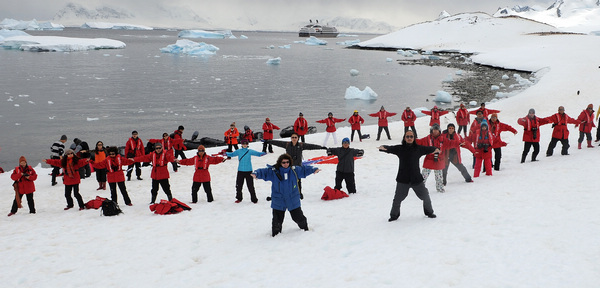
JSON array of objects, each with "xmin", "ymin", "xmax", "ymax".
[
  {"xmin": 0, "ymin": 29, "xmax": 30, "ymax": 41},
  {"xmin": 304, "ymin": 36, "xmax": 327, "ymax": 46},
  {"xmin": 0, "ymin": 18, "xmax": 64, "ymax": 31},
  {"xmin": 178, "ymin": 30, "xmax": 232, "ymax": 39},
  {"xmin": 81, "ymin": 22, "xmax": 153, "ymax": 30},
  {"xmin": 1, "ymin": 36, "xmax": 126, "ymax": 52},
  {"xmin": 160, "ymin": 39, "xmax": 219, "ymax": 56},
  {"xmin": 344, "ymin": 86, "xmax": 378, "ymax": 100},
  {"xmin": 266, "ymin": 57, "xmax": 281, "ymax": 65},
  {"xmin": 350, "ymin": 69, "xmax": 359, "ymax": 76},
  {"xmin": 434, "ymin": 90, "xmax": 452, "ymax": 103}
]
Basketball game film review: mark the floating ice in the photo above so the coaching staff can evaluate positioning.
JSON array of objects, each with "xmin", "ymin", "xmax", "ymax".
[
  {"xmin": 502, "ymin": 74, "xmax": 510, "ymax": 80},
  {"xmin": 344, "ymin": 86, "xmax": 378, "ymax": 100},
  {"xmin": 0, "ymin": 29, "xmax": 30, "ymax": 39},
  {"xmin": 178, "ymin": 30, "xmax": 232, "ymax": 39},
  {"xmin": 160, "ymin": 39, "xmax": 219, "ymax": 56},
  {"xmin": 435, "ymin": 90, "xmax": 452, "ymax": 103},
  {"xmin": 422, "ymin": 50, "xmax": 434, "ymax": 55},
  {"xmin": 336, "ymin": 39, "xmax": 360, "ymax": 46},
  {"xmin": 304, "ymin": 36, "xmax": 327, "ymax": 46},
  {"xmin": 278, "ymin": 44, "xmax": 291, "ymax": 49},
  {"xmin": 455, "ymin": 70, "xmax": 464, "ymax": 75},
  {"xmin": 442, "ymin": 74, "xmax": 454, "ymax": 82},
  {"xmin": 1, "ymin": 36, "xmax": 126, "ymax": 52},
  {"xmin": 86, "ymin": 117, "xmax": 99, "ymax": 121},
  {"xmin": 1, "ymin": 18, "xmax": 64, "ymax": 31},
  {"xmin": 491, "ymin": 85, "xmax": 500, "ymax": 90},
  {"xmin": 48, "ymin": 101, "xmax": 54, "ymax": 104},
  {"xmin": 266, "ymin": 57, "xmax": 281, "ymax": 65},
  {"xmin": 469, "ymin": 101, "xmax": 478, "ymax": 106},
  {"xmin": 81, "ymin": 22, "xmax": 153, "ymax": 30},
  {"xmin": 350, "ymin": 69, "xmax": 359, "ymax": 76},
  {"xmin": 386, "ymin": 58, "xmax": 393, "ymax": 62},
  {"xmin": 240, "ymin": 35, "xmax": 248, "ymax": 39}
]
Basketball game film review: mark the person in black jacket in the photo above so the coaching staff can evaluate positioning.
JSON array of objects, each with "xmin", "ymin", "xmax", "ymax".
[
  {"xmin": 327, "ymin": 138, "xmax": 364, "ymax": 194},
  {"xmin": 378, "ymin": 130, "xmax": 440, "ymax": 221},
  {"xmin": 269, "ymin": 132, "xmax": 327, "ymax": 198}
]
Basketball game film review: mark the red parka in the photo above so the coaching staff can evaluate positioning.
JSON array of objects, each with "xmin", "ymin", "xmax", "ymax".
[
  {"xmin": 468, "ymin": 129, "xmax": 495, "ymax": 159},
  {"xmin": 11, "ymin": 165, "xmax": 37, "ymax": 194},
  {"xmin": 517, "ymin": 115, "xmax": 551, "ymax": 143},
  {"xmin": 178, "ymin": 154, "xmax": 224, "ymax": 182},
  {"xmin": 348, "ymin": 114, "xmax": 365, "ymax": 130},
  {"xmin": 400, "ymin": 110, "xmax": 416, "ymax": 127},
  {"xmin": 91, "ymin": 155, "xmax": 135, "ymax": 183},
  {"xmin": 148, "ymin": 137, "xmax": 174, "ymax": 151},
  {"xmin": 422, "ymin": 108, "xmax": 449, "ymax": 127},
  {"xmin": 416, "ymin": 133, "xmax": 460, "ymax": 170},
  {"xmin": 456, "ymin": 108, "xmax": 470, "ymax": 126},
  {"xmin": 370, "ymin": 110, "xmax": 397, "ymax": 127},
  {"xmin": 469, "ymin": 107, "xmax": 500, "ymax": 118},
  {"xmin": 294, "ymin": 117, "xmax": 309, "ymax": 136},
  {"xmin": 542, "ymin": 113, "xmax": 579, "ymax": 140},
  {"xmin": 262, "ymin": 122, "xmax": 280, "ymax": 140},
  {"xmin": 577, "ymin": 109, "xmax": 596, "ymax": 133},
  {"xmin": 442, "ymin": 132, "xmax": 474, "ymax": 164},
  {"xmin": 133, "ymin": 151, "xmax": 174, "ymax": 180},
  {"xmin": 125, "ymin": 137, "xmax": 145, "ymax": 157},
  {"xmin": 316, "ymin": 116, "xmax": 345, "ymax": 132},
  {"xmin": 45, "ymin": 158, "xmax": 89, "ymax": 185},
  {"xmin": 173, "ymin": 130, "xmax": 186, "ymax": 150},
  {"xmin": 224, "ymin": 128, "xmax": 239, "ymax": 145},
  {"xmin": 489, "ymin": 119, "xmax": 517, "ymax": 148}
]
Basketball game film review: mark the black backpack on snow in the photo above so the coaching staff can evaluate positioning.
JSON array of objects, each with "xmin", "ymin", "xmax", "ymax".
[{"xmin": 101, "ymin": 199, "xmax": 123, "ymax": 216}]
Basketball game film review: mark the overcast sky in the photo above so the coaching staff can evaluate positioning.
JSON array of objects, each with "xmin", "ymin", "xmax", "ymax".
[{"xmin": 2, "ymin": 0, "xmax": 556, "ymax": 28}]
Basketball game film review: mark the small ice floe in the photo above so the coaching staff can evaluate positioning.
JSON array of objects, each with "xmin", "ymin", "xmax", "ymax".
[
  {"xmin": 14, "ymin": 104, "xmax": 20, "ymax": 107},
  {"xmin": 344, "ymin": 86, "xmax": 378, "ymax": 100},
  {"xmin": 304, "ymin": 36, "xmax": 327, "ymax": 46},
  {"xmin": 48, "ymin": 101, "xmax": 54, "ymax": 104},
  {"xmin": 86, "ymin": 117, "xmax": 99, "ymax": 121},
  {"xmin": 491, "ymin": 85, "xmax": 500, "ymax": 91},
  {"xmin": 278, "ymin": 44, "xmax": 291, "ymax": 49},
  {"xmin": 502, "ymin": 74, "xmax": 510, "ymax": 80},
  {"xmin": 386, "ymin": 58, "xmax": 393, "ymax": 62},
  {"xmin": 350, "ymin": 69, "xmax": 359, "ymax": 76},
  {"xmin": 435, "ymin": 91, "xmax": 452, "ymax": 103},
  {"xmin": 28, "ymin": 101, "xmax": 35, "ymax": 104},
  {"xmin": 469, "ymin": 101, "xmax": 478, "ymax": 106},
  {"xmin": 18, "ymin": 94, "xmax": 29, "ymax": 97},
  {"xmin": 266, "ymin": 57, "xmax": 281, "ymax": 65},
  {"xmin": 240, "ymin": 35, "xmax": 248, "ymax": 39}
]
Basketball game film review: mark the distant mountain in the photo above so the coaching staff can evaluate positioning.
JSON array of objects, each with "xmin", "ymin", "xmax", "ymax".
[
  {"xmin": 53, "ymin": 3, "xmax": 134, "ymax": 22},
  {"xmin": 494, "ymin": 0, "xmax": 600, "ymax": 33},
  {"xmin": 324, "ymin": 17, "xmax": 397, "ymax": 34}
]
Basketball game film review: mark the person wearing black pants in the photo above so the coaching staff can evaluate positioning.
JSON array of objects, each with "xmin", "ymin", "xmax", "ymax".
[
  {"xmin": 272, "ymin": 208, "xmax": 308, "ymax": 235},
  {"xmin": 109, "ymin": 182, "xmax": 132, "ymax": 205},
  {"xmin": 191, "ymin": 182, "xmax": 213, "ymax": 203},
  {"xmin": 150, "ymin": 179, "xmax": 172, "ymax": 203},
  {"xmin": 50, "ymin": 135, "xmax": 67, "ymax": 186},
  {"xmin": 441, "ymin": 124, "xmax": 473, "ymax": 184},
  {"xmin": 235, "ymin": 171, "xmax": 256, "ymax": 203},
  {"xmin": 65, "ymin": 185, "xmax": 85, "ymax": 210},
  {"xmin": 327, "ymin": 138, "xmax": 364, "ymax": 194},
  {"xmin": 517, "ymin": 108, "xmax": 551, "ymax": 163}
]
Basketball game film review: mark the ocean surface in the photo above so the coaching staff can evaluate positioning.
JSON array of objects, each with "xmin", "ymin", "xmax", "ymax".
[{"xmin": 0, "ymin": 28, "xmax": 457, "ymax": 169}]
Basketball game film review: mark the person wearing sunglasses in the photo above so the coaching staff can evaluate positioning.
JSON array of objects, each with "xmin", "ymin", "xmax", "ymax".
[
  {"xmin": 90, "ymin": 146, "xmax": 135, "ymax": 206},
  {"xmin": 252, "ymin": 153, "xmax": 321, "ymax": 237},
  {"xmin": 576, "ymin": 104, "xmax": 596, "ymax": 149},
  {"xmin": 44, "ymin": 149, "xmax": 90, "ymax": 211},
  {"xmin": 378, "ymin": 130, "xmax": 440, "ymax": 221},
  {"xmin": 130, "ymin": 142, "xmax": 175, "ymax": 204},
  {"xmin": 177, "ymin": 145, "xmax": 226, "ymax": 203}
]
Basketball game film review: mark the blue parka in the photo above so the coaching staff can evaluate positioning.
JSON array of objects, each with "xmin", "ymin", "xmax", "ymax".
[
  {"xmin": 226, "ymin": 148, "xmax": 265, "ymax": 172},
  {"xmin": 254, "ymin": 165, "xmax": 318, "ymax": 211}
]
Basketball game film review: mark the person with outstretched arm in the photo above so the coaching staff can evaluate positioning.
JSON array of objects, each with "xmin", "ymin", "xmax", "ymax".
[{"xmin": 378, "ymin": 130, "xmax": 440, "ymax": 221}]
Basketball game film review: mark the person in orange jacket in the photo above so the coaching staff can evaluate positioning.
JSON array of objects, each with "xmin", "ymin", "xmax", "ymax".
[
  {"xmin": 348, "ymin": 110, "xmax": 365, "ymax": 142},
  {"xmin": 316, "ymin": 112, "xmax": 346, "ymax": 146},
  {"xmin": 130, "ymin": 142, "xmax": 175, "ymax": 204},
  {"xmin": 90, "ymin": 146, "xmax": 135, "ymax": 206},
  {"xmin": 224, "ymin": 122, "xmax": 240, "ymax": 152},
  {"xmin": 45, "ymin": 149, "xmax": 90, "ymax": 211},
  {"xmin": 422, "ymin": 106, "xmax": 449, "ymax": 127},
  {"xmin": 262, "ymin": 117, "xmax": 280, "ymax": 153},
  {"xmin": 8, "ymin": 156, "xmax": 37, "ymax": 216},
  {"xmin": 370, "ymin": 106, "xmax": 398, "ymax": 140},
  {"xmin": 576, "ymin": 104, "xmax": 596, "ymax": 149},
  {"xmin": 177, "ymin": 145, "xmax": 226, "ymax": 203}
]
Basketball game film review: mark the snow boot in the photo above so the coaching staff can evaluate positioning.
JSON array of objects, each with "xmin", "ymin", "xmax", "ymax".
[
  {"xmin": 578, "ymin": 142, "xmax": 582, "ymax": 149},
  {"xmin": 587, "ymin": 140, "xmax": 594, "ymax": 148}
]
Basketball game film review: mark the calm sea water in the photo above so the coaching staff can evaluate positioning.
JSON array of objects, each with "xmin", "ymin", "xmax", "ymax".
[{"xmin": 0, "ymin": 28, "xmax": 456, "ymax": 169}]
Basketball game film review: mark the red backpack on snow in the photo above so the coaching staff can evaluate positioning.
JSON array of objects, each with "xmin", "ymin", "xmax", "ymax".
[
  {"xmin": 85, "ymin": 196, "xmax": 107, "ymax": 209},
  {"xmin": 321, "ymin": 186, "xmax": 349, "ymax": 201}
]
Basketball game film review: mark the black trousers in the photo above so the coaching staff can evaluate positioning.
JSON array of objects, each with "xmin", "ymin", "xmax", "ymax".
[
  {"xmin": 95, "ymin": 168, "xmax": 107, "ymax": 182},
  {"xmin": 227, "ymin": 144, "xmax": 239, "ymax": 152},
  {"xmin": 299, "ymin": 135, "xmax": 305, "ymax": 142},
  {"xmin": 377, "ymin": 126, "xmax": 391, "ymax": 140},
  {"xmin": 272, "ymin": 207, "xmax": 308, "ymax": 236},
  {"xmin": 522, "ymin": 142, "xmax": 540, "ymax": 162},
  {"xmin": 236, "ymin": 171, "xmax": 257, "ymax": 202},
  {"xmin": 78, "ymin": 164, "xmax": 91, "ymax": 179},
  {"xmin": 457, "ymin": 125, "xmax": 468, "ymax": 137},
  {"xmin": 335, "ymin": 171, "xmax": 356, "ymax": 194},
  {"xmin": 493, "ymin": 147, "xmax": 503, "ymax": 170},
  {"xmin": 65, "ymin": 184, "xmax": 84, "ymax": 209},
  {"xmin": 191, "ymin": 181, "xmax": 213, "ymax": 203},
  {"xmin": 11, "ymin": 193, "xmax": 35, "ymax": 214},
  {"xmin": 126, "ymin": 162, "xmax": 141, "ymax": 178},
  {"xmin": 404, "ymin": 126, "xmax": 417, "ymax": 138},
  {"xmin": 578, "ymin": 131, "xmax": 592, "ymax": 143},
  {"xmin": 546, "ymin": 137, "xmax": 569, "ymax": 156},
  {"xmin": 151, "ymin": 179, "xmax": 172, "ymax": 203},
  {"xmin": 350, "ymin": 129, "xmax": 362, "ymax": 141},
  {"xmin": 109, "ymin": 182, "xmax": 131, "ymax": 205},
  {"xmin": 262, "ymin": 142, "xmax": 274, "ymax": 153},
  {"xmin": 389, "ymin": 182, "xmax": 434, "ymax": 219}
]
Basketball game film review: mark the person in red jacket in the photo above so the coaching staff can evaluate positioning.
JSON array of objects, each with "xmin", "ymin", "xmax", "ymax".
[
  {"xmin": 469, "ymin": 103, "xmax": 500, "ymax": 118},
  {"xmin": 316, "ymin": 112, "xmax": 346, "ymax": 146},
  {"xmin": 370, "ymin": 106, "xmax": 398, "ymax": 140},
  {"xmin": 442, "ymin": 124, "xmax": 473, "ymax": 185},
  {"xmin": 262, "ymin": 117, "xmax": 280, "ymax": 153},
  {"xmin": 348, "ymin": 110, "xmax": 365, "ymax": 142},
  {"xmin": 422, "ymin": 106, "xmax": 449, "ymax": 127},
  {"xmin": 177, "ymin": 145, "xmax": 226, "ymax": 203},
  {"xmin": 467, "ymin": 120, "xmax": 495, "ymax": 177},
  {"xmin": 149, "ymin": 132, "xmax": 179, "ymax": 172},
  {"xmin": 455, "ymin": 103, "xmax": 470, "ymax": 137},
  {"xmin": 130, "ymin": 142, "xmax": 175, "ymax": 204},
  {"xmin": 294, "ymin": 112, "xmax": 308, "ymax": 142},
  {"xmin": 90, "ymin": 146, "xmax": 135, "ymax": 206},
  {"xmin": 517, "ymin": 108, "xmax": 552, "ymax": 163},
  {"xmin": 224, "ymin": 123, "xmax": 240, "ymax": 152},
  {"xmin": 576, "ymin": 104, "xmax": 596, "ymax": 149},
  {"xmin": 542, "ymin": 106, "xmax": 579, "ymax": 157},
  {"xmin": 45, "ymin": 149, "xmax": 89, "ymax": 210},
  {"xmin": 488, "ymin": 113, "xmax": 518, "ymax": 170},
  {"xmin": 241, "ymin": 125, "xmax": 254, "ymax": 143},
  {"xmin": 8, "ymin": 156, "xmax": 37, "ymax": 216},
  {"xmin": 400, "ymin": 106, "xmax": 417, "ymax": 138},
  {"xmin": 172, "ymin": 126, "xmax": 187, "ymax": 171},
  {"xmin": 125, "ymin": 130, "xmax": 145, "ymax": 181},
  {"xmin": 416, "ymin": 124, "xmax": 460, "ymax": 193}
]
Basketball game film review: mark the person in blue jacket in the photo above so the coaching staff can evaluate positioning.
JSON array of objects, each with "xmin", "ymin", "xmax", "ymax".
[
  {"xmin": 227, "ymin": 139, "xmax": 266, "ymax": 203},
  {"xmin": 253, "ymin": 153, "xmax": 321, "ymax": 237}
]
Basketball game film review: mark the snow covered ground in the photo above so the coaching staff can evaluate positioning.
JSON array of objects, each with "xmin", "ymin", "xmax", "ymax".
[{"xmin": 1, "ymin": 12, "xmax": 600, "ymax": 288}]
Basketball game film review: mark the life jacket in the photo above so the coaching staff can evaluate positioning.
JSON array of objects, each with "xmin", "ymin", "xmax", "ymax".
[
  {"xmin": 85, "ymin": 196, "xmax": 107, "ymax": 209},
  {"xmin": 152, "ymin": 151, "xmax": 168, "ymax": 167},
  {"xmin": 107, "ymin": 156, "xmax": 123, "ymax": 173},
  {"xmin": 522, "ymin": 116, "xmax": 540, "ymax": 131}
]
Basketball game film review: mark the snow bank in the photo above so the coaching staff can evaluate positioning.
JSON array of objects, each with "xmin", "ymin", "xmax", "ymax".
[
  {"xmin": 344, "ymin": 86, "xmax": 378, "ymax": 100},
  {"xmin": 160, "ymin": 39, "xmax": 219, "ymax": 56},
  {"xmin": 0, "ymin": 18, "xmax": 64, "ymax": 30},
  {"xmin": 0, "ymin": 36, "xmax": 126, "ymax": 52}
]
